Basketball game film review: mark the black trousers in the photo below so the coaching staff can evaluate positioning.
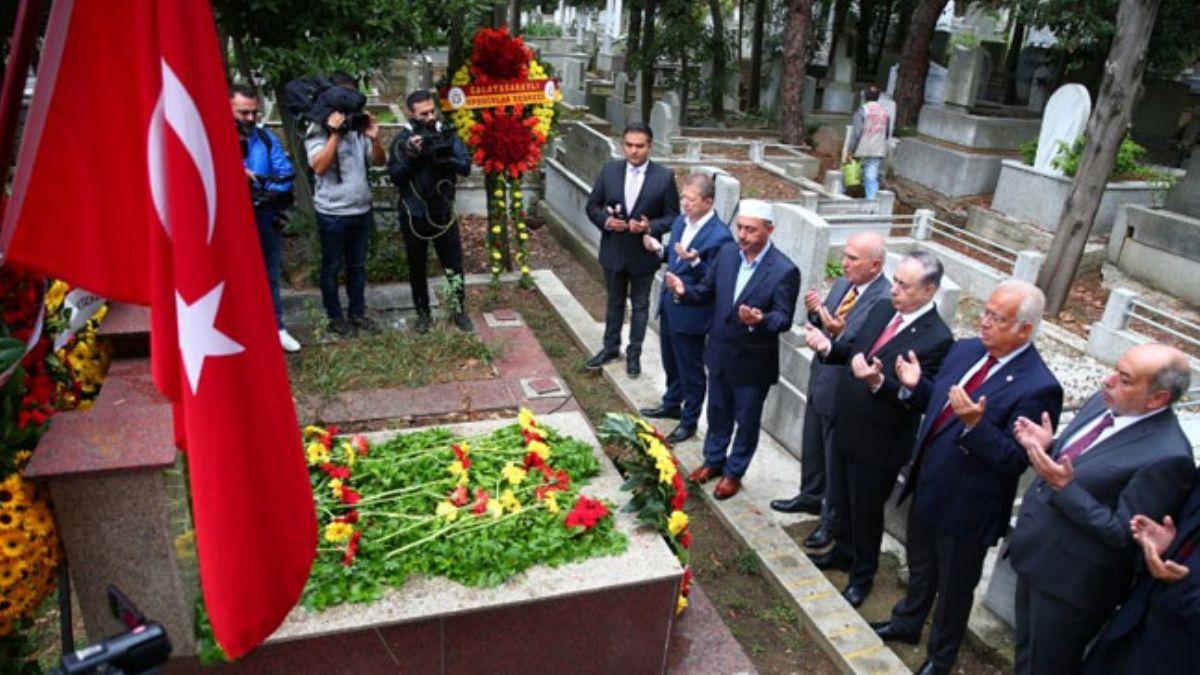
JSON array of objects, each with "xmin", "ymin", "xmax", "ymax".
[
  {"xmin": 890, "ymin": 517, "xmax": 989, "ymax": 670},
  {"xmin": 829, "ymin": 452, "xmax": 900, "ymax": 588},
  {"xmin": 601, "ymin": 268, "xmax": 653, "ymax": 359},
  {"xmin": 1015, "ymin": 574, "xmax": 1111, "ymax": 675},
  {"xmin": 400, "ymin": 218, "xmax": 465, "ymax": 316},
  {"xmin": 799, "ymin": 403, "xmax": 840, "ymax": 530}
]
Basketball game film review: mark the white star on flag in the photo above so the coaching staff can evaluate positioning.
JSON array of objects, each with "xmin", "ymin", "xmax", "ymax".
[{"xmin": 176, "ymin": 281, "xmax": 244, "ymax": 394}]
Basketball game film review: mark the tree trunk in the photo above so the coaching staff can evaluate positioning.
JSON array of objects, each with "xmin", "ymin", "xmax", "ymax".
[
  {"xmin": 894, "ymin": 0, "xmax": 949, "ymax": 127},
  {"xmin": 1038, "ymin": 0, "xmax": 1161, "ymax": 315},
  {"xmin": 780, "ymin": 0, "xmax": 813, "ymax": 144},
  {"xmin": 448, "ymin": 13, "xmax": 466, "ymax": 75},
  {"xmin": 708, "ymin": 0, "xmax": 726, "ymax": 123},
  {"xmin": 828, "ymin": 0, "xmax": 851, "ymax": 67},
  {"xmin": 737, "ymin": 0, "xmax": 745, "ymax": 72},
  {"xmin": 626, "ymin": 1, "xmax": 643, "ymax": 75},
  {"xmin": 856, "ymin": 0, "xmax": 877, "ymax": 77},
  {"xmin": 272, "ymin": 82, "xmax": 314, "ymax": 215},
  {"xmin": 639, "ymin": 0, "xmax": 658, "ymax": 123},
  {"xmin": 872, "ymin": 0, "xmax": 896, "ymax": 76},
  {"xmin": 893, "ymin": 0, "xmax": 916, "ymax": 51},
  {"xmin": 507, "ymin": 0, "xmax": 521, "ymax": 34},
  {"xmin": 232, "ymin": 37, "xmax": 255, "ymax": 89},
  {"xmin": 680, "ymin": 51, "xmax": 690, "ymax": 122},
  {"xmin": 748, "ymin": 0, "xmax": 767, "ymax": 112},
  {"xmin": 1003, "ymin": 19, "xmax": 1025, "ymax": 104}
]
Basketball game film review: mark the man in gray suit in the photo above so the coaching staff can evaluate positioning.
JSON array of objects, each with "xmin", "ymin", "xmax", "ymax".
[
  {"xmin": 1010, "ymin": 343, "xmax": 1196, "ymax": 675},
  {"xmin": 770, "ymin": 233, "xmax": 890, "ymax": 547}
]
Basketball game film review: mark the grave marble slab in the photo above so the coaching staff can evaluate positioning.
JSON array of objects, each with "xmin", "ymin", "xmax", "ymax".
[{"xmin": 1034, "ymin": 84, "xmax": 1091, "ymax": 174}]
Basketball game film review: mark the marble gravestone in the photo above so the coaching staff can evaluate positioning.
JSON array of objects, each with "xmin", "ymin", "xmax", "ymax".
[
  {"xmin": 887, "ymin": 62, "xmax": 949, "ymax": 104},
  {"xmin": 1034, "ymin": 84, "xmax": 1091, "ymax": 175},
  {"xmin": 1164, "ymin": 151, "xmax": 1200, "ymax": 218},
  {"xmin": 649, "ymin": 101, "xmax": 675, "ymax": 154}
]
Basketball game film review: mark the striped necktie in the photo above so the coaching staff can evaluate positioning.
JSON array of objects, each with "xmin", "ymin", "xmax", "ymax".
[{"xmin": 835, "ymin": 287, "xmax": 859, "ymax": 321}]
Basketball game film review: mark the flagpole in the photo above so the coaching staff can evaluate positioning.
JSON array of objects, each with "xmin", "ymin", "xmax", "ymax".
[{"xmin": 0, "ymin": 0, "xmax": 47, "ymax": 200}]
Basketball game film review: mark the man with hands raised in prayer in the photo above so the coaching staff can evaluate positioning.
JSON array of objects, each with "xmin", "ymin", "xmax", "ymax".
[
  {"xmin": 663, "ymin": 199, "xmax": 798, "ymax": 501},
  {"xmin": 803, "ymin": 251, "xmax": 953, "ymax": 612},
  {"xmin": 1007, "ymin": 342, "xmax": 1193, "ymax": 675},
  {"xmin": 872, "ymin": 279, "xmax": 1062, "ymax": 675}
]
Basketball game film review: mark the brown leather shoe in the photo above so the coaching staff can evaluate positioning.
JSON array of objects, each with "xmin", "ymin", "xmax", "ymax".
[
  {"xmin": 713, "ymin": 477, "xmax": 741, "ymax": 500},
  {"xmin": 688, "ymin": 465, "xmax": 722, "ymax": 484}
]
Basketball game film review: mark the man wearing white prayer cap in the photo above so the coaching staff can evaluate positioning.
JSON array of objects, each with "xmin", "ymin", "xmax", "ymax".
[{"xmin": 664, "ymin": 199, "xmax": 800, "ymax": 499}]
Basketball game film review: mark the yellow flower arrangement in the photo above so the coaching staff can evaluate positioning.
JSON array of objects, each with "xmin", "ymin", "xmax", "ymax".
[
  {"xmin": 500, "ymin": 489, "xmax": 523, "ymax": 513},
  {"xmin": 501, "ymin": 463, "xmax": 527, "ymax": 486},
  {"xmin": 306, "ymin": 441, "xmax": 331, "ymax": 466},
  {"xmin": 323, "ymin": 521, "xmax": 354, "ymax": 543},
  {"xmin": 667, "ymin": 510, "xmax": 689, "ymax": 536}
]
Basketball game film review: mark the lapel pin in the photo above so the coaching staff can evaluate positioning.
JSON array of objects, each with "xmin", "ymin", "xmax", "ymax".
[{"xmin": 1006, "ymin": 375, "xmax": 1013, "ymax": 383}]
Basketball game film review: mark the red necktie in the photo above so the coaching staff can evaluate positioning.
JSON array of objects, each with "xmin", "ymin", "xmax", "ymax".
[
  {"xmin": 1058, "ymin": 413, "xmax": 1115, "ymax": 463},
  {"xmin": 925, "ymin": 355, "xmax": 998, "ymax": 442},
  {"xmin": 867, "ymin": 313, "xmax": 905, "ymax": 358}
]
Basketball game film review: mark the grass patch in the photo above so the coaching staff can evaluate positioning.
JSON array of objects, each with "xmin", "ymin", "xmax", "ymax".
[{"xmin": 288, "ymin": 326, "xmax": 497, "ymax": 402}]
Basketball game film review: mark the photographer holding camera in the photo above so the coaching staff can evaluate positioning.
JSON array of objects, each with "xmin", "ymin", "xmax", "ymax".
[
  {"xmin": 387, "ymin": 90, "xmax": 473, "ymax": 333},
  {"xmin": 231, "ymin": 83, "xmax": 300, "ymax": 353},
  {"xmin": 304, "ymin": 71, "xmax": 386, "ymax": 337}
]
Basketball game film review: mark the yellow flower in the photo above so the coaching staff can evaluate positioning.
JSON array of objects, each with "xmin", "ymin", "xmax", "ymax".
[
  {"xmin": 657, "ymin": 457, "xmax": 677, "ymax": 484},
  {"xmin": 493, "ymin": 189, "xmax": 504, "ymax": 198},
  {"xmin": 500, "ymin": 489, "xmax": 522, "ymax": 513},
  {"xmin": 492, "ymin": 266, "xmax": 502, "ymax": 274},
  {"xmin": 0, "ymin": 512, "xmax": 16, "ymax": 532},
  {"xmin": 329, "ymin": 478, "xmax": 344, "ymax": 499},
  {"xmin": 0, "ymin": 557, "xmax": 27, "ymax": 589},
  {"xmin": 46, "ymin": 280, "xmax": 69, "ymax": 310},
  {"xmin": 436, "ymin": 500, "xmax": 460, "ymax": 522},
  {"xmin": 527, "ymin": 440, "xmax": 551, "ymax": 460},
  {"xmin": 485, "ymin": 499, "xmax": 504, "ymax": 519},
  {"xmin": 452, "ymin": 65, "xmax": 471, "ymax": 86},
  {"xmin": 676, "ymin": 595, "xmax": 688, "ymax": 615},
  {"xmin": 323, "ymin": 521, "xmax": 354, "ymax": 543},
  {"xmin": 501, "ymin": 463, "xmax": 527, "ymax": 486},
  {"xmin": 448, "ymin": 460, "xmax": 467, "ymax": 480},
  {"xmin": 667, "ymin": 510, "xmax": 689, "ymax": 536},
  {"xmin": 303, "ymin": 425, "xmax": 328, "ymax": 439},
  {"xmin": 513, "ymin": 191, "xmax": 523, "ymax": 199},
  {"xmin": 520, "ymin": 266, "xmax": 531, "ymax": 274},
  {"xmin": 341, "ymin": 441, "xmax": 356, "ymax": 467},
  {"xmin": 491, "ymin": 250, "xmax": 502, "ymax": 260},
  {"xmin": 306, "ymin": 441, "xmax": 330, "ymax": 466},
  {"xmin": 518, "ymin": 233, "xmax": 529, "ymax": 241},
  {"xmin": 543, "ymin": 492, "xmax": 559, "ymax": 514},
  {"xmin": 0, "ymin": 530, "xmax": 30, "ymax": 558},
  {"xmin": 518, "ymin": 408, "xmax": 537, "ymax": 428},
  {"xmin": 21, "ymin": 504, "xmax": 54, "ymax": 537}
]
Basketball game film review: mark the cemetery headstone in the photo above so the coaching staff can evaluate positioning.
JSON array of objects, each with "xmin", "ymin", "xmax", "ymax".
[
  {"xmin": 606, "ymin": 72, "xmax": 629, "ymax": 129},
  {"xmin": 1034, "ymin": 84, "xmax": 1091, "ymax": 175},
  {"xmin": 944, "ymin": 45, "xmax": 985, "ymax": 109},
  {"xmin": 649, "ymin": 101, "xmax": 675, "ymax": 154},
  {"xmin": 803, "ymin": 75, "xmax": 817, "ymax": 117},
  {"xmin": 1164, "ymin": 151, "xmax": 1200, "ymax": 218},
  {"xmin": 924, "ymin": 62, "xmax": 948, "ymax": 105},
  {"xmin": 823, "ymin": 34, "xmax": 856, "ymax": 113}
]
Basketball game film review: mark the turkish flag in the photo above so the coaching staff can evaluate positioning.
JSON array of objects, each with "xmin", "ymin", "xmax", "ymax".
[{"xmin": 2, "ymin": 0, "xmax": 315, "ymax": 659}]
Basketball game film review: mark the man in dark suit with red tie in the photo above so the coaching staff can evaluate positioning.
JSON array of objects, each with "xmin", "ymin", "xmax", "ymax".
[
  {"xmin": 584, "ymin": 122, "xmax": 680, "ymax": 378},
  {"xmin": 871, "ymin": 280, "xmax": 1064, "ymax": 675},
  {"xmin": 1083, "ymin": 466, "xmax": 1200, "ymax": 674},
  {"xmin": 1008, "ymin": 343, "xmax": 1194, "ymax": 675},
  {"xmin": 805, "ymin": 251, "xmax": 953, "ymax": 609}
]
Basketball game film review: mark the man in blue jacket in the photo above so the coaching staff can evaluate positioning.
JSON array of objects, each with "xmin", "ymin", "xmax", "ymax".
[
  {"xmin": 232, "ymin": 84, "xmax": 298, "ymax": 352},
  {"xmin": 1083, "ymin": 467, "xmax": 1200, "ymax": 674},
  {"xmin": 664, "ymin": 199, "xmax": 800, "ymax": 500},
  {"xmin": 387, "ymin": 90, "xmax": 474, "ymax": 333},
  {"xmin": 639, "ymin": 173, "xmax": 733, "ymax": 444}
]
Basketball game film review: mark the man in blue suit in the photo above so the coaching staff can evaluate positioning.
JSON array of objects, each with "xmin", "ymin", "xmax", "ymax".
[
  {"xmin": 584, "ymin": 122, "xmax": 680, "ymax": 378},
  {"xmin": 871, "ymin": 280, "xmax": 1064, "ymax": 675},
  {"xmin": 639, "ymin": 173, "xmax": 733, "ymax": 444},
  {"xmin": 1009, "ymin": 342, "xmax": 1193, "ymax": 675},
  {"xmin": 664, "ymin": 199, "xmax": 800, "ymax": 500},
  {"xmin": 1083, "ymin": 467, "xmax": 1200, "ymax": 674}
]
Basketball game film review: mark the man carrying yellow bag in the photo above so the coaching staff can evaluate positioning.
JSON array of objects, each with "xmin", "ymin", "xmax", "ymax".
[{"xmin": 843, "ymin": 86, "xmax": 890, "ymax": 199}]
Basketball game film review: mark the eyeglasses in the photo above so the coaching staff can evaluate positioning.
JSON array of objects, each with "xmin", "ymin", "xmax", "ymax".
[{"xmin": 981, "ymin": 310, "xmax": 1016, "ymax": 326}]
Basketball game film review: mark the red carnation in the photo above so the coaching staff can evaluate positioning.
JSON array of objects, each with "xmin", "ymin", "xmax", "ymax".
[
  {"xmin": 452, "ymin": 443, "xmax": 472, "ymax": 470},
  {"xmin": 449, "ymin": 485, "xmax": 470, "ymax": 507},
  {"xmin": 340, "ymin": 486, "xmax": 361, "ymax": 505},
  {"xmin": 678, "ymin": 528, "xmax": 693, "ymax": 549},
  {"xmin": 351, "ymin": 434, "xmax": 370, "ymax": 456},
  {"xmin": 671, "ymin": 473, "xmax": 688, "ymax": 510},
  {"xmin": 564, "ymin": 495, "xmax": 610, "ymax": 530},
  {"xmin": 338, "ymin": 510, "xmax": 360, "ymax": 524},
  {"xmin": 469, "ymin": 26, "xmax": 531, "ymax": 83},
  {"xmin": 341, "ymin": 531, "xmax": 362, "ymax": 567},
  {"xmin": 471, "ymin": 488, "xmax": 492, "ymax": 515}
]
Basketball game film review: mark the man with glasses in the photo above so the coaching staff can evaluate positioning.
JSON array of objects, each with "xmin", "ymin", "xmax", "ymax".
[
  {"xmin": 231, "ymin": 83, "xmax": 299, "ymax": 352},
  {"xmin": 871, "ymin": 280, "xmax": 1064, "ymax": 675}
]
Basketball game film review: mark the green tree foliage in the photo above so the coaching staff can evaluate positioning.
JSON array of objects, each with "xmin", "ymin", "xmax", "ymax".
[{"xmin": 1016, "ymin": 0, "xmax": 1200, "ymax": 79}]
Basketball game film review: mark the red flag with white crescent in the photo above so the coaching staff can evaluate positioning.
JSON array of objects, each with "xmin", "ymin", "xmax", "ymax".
[{"xmin": 1, "ymin": 0, "xmax": 316, "ymax": 658}]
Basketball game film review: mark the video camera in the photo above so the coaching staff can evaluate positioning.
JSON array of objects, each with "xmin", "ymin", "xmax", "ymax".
[
  {"xmin": 408, "ymin": 119, "xmax": 456, "ymax": 164},
  {"xmin": 53, "ymin": 586, "xmax": 172, "ymax": 675},
  {"xmin": 317, "ymin": 85, "xmax": 370, "ymax": 134}
]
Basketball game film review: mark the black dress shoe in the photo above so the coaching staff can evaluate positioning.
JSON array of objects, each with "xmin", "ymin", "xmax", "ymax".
[
  {"xmin": 809, "ymin": 549, "xmax": 852, "ymax": 571},
  {"xmin": 626, "ymin": 356, "xmax": 641, "ymax": 378},
  {"xmin": 915, "ymin": 660, "xmax": 950, "ymax": 675},
  {"xmin": 639, "ymin": 404, "xmax": 682, "ymax": 419},
  {"xmin": 664, "ymin": 425, "xmax": 695, "ymax": 444},
  {"xmin": 768, "ymin": 495, "xmax": 822, "ymax": 515},
  {"xmin": 842, "ymin": 583, "xmax": 871, "ymax": 608},
  {"xmin": 584, "ymin": 350, "xmax": 620, "ymax": 370},
  {"xmin": 869, "ymin": 621, "xmax": 921, "ymax": 645},
  {"xmin": 803, "ymin": 525, "xmax": 833, "ymax": 551}
]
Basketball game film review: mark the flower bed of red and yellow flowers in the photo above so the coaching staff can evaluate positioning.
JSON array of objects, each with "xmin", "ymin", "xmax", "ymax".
[
  {"xmin": 299, "ymin": 409, "xmax": 627, "ymax": 611},
  {"xmin": 597, "ymin": 413, "xmax": 693, "ymax": 614},
  {"xmin": 1, "ymin": 270, "xmax": 110, "ymax": 659},
  {"xmin": 447, "ymin": 26, "xmax": 560, "ymax": 289}
]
